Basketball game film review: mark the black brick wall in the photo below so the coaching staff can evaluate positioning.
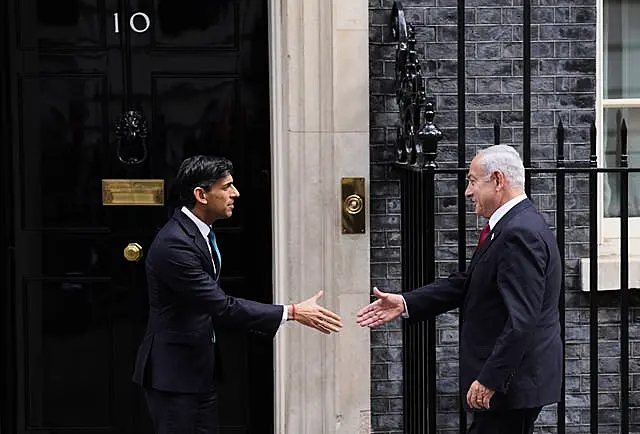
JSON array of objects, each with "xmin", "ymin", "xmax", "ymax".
[{"xmin": 366, "ymin": 1, "xmax": 640, "ymax": 433}]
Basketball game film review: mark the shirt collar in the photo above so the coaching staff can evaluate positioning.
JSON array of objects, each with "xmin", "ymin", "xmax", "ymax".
[
  {"xmin": 181, "ymin": 206, "xmax": 211, "ymax": 240},
  {"xmin": 488, "ymin": 194, "xmax": 527, "ymax": 230}
]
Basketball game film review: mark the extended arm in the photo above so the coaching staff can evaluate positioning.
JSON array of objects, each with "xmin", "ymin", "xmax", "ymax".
[
  {"xmin": 151, "ymin": 236, "xmax": 341, "ymax": 334},
  {"xmin": 356, "ymin": 272, "xmax": 467, "ymax": 328}
]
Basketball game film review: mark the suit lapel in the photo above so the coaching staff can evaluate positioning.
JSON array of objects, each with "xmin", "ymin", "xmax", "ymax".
[
  {"xmin": 465, "ymin": 199, "xmax": 534, "ymax": 285},
  {"xmin": 173, "ymin": 209, "xmax": 216, "ymax": 277},
  {"xmin": 462, "ymin": 199, "xmax": 534, "ymax": 311}
]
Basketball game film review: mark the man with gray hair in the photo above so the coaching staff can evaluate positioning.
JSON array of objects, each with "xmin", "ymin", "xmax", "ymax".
[{"xmin": 357, "ymin": 145, "xmax": 562, "ymax": 434}]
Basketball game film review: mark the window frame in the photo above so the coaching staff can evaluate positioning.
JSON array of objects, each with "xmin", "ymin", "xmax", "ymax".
[{"xmin": 596, "ymin": 0, "xmax": 640, "ymax": 245}]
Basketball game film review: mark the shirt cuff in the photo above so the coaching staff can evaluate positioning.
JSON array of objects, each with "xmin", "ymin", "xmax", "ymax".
[
  {"xmin": 280, "ymin": 305, "xmax": 288, "ymax": 325},
  {"xmin": 401, "ymin": 296, "xmax": 409, "ymax": 318}
]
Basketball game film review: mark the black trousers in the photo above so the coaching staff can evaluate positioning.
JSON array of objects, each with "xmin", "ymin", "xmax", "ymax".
[
  {"xmin": 144, "ymin": 386, "xmax": 219, "ymax": 434},
  {"xmin": 468, "ymin": 407, "xmax": 542, "ymax": 434}
]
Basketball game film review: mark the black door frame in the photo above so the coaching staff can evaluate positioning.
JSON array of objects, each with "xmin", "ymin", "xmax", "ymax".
[{"xmin": 1, "ymin": 0, "xmax": 17, "ymax": 429}]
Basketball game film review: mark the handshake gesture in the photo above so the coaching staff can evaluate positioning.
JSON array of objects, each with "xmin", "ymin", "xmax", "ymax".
[{"xmin": 294, "ymin": 287, "xmax": 404, "ymax": 335}]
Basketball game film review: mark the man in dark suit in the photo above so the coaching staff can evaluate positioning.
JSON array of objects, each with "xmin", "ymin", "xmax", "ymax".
[
  {"xmin": 356, "ymin": 145, "xmax": 562, "ymax": 434},
  {"xmin": 133, "ymin": 155, "xmax": 343, "ymax": 434}
]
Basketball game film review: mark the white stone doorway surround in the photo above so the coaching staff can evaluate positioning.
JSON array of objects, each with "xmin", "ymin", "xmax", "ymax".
[{"xmin": 268, "ymin": 0, "xmax": 371, "ymax": 433}]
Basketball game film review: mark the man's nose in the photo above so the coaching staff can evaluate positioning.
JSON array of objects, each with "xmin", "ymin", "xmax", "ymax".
[
  {"xmin": 232, "ymin": 186, "xmax": 240, "ymax": 197},
  {"xmin": 464, "ymin": 185, "xmax": 472, "ymax": 197}
]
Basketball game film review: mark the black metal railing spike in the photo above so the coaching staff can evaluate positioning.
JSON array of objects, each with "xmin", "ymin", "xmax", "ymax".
[
  {"xmin": 621, "ymin": 118, "xmax": 628, "ymax": 163},
  {"xmin": 616, "ymin": 110, "xmax": 623, "ymax": 157},
  {"xmin": 557, "ymin": 120, "xmax": 565, "ymax": 162},
  {"xmin": 494, "ymin": 122, "xmax": 500, "ymax": 146},
  {"xmin": 590, "ymin": 120, "xmax": 597, "ymax": 167}
]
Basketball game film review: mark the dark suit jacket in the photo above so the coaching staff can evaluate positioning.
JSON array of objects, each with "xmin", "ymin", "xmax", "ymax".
[
  {"xmin": 403, "ymin": 199, "xmax": 562, "ymax": 410},
  {"xmin": 132, "ymin": 209, "xmax": 283, "ymax": 394}
]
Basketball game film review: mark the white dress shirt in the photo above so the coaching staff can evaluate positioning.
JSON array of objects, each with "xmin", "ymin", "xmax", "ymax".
[
  {"xmin": 488, "ymin": 194, "xmax": 527, "ymax": 231},
  {"xmin": 181, "ymin": 206, "xmax": 287, "ymax": 326}
]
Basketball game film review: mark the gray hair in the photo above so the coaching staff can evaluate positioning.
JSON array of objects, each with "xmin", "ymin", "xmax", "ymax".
[{"xmin": 477, "ymin": 145, "xmax": 525, "ymax": 190}]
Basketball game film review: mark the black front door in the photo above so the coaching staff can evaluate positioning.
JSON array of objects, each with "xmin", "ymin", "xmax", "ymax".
[{"xmin": 1, "ymin": 0, "xmax": 274, "ymax": 432}]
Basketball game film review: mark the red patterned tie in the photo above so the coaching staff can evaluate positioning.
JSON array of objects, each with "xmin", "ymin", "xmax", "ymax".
[{"xmin": 477, "ymin": 223, "xmax": 490, "ymax": 249}]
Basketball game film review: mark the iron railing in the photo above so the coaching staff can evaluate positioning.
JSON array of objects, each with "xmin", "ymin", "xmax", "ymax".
[{"xmin": 389, "ymin": 1, "xmax": 640, "ymax": 433}]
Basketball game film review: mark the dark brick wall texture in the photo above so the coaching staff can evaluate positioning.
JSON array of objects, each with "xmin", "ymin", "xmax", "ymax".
[{"xmin": 369, "ymin": 0, "xmax": 640, "ymax": 433}]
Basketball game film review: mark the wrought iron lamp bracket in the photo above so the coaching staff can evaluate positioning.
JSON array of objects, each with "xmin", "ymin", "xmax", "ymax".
[{"xmin": 390, "ymin": 1, "xmax": 442, "ymax": 169}]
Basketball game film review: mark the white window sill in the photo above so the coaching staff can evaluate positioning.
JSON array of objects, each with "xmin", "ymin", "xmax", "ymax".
[{"xmin": 579, "ymin": 239, "xmax": 640, "ymax": 291}]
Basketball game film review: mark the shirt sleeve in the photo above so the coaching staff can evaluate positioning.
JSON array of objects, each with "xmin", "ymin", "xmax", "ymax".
[
  {"xmin": 401, "ymin": 296, "xmax": 409, "ymax": 318},
  {"xmin": 280, "ymin": 305, "xmax": 288, "ymax": 325}
]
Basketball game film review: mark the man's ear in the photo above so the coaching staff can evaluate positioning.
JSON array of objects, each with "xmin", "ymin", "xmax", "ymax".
[
  {"xmin": 493, "ymin": 171, "xmax": 505, "ymax": 189},
  {"xmin": 193, "ymin": 187, "xmax": 208, "ymax": 204}
]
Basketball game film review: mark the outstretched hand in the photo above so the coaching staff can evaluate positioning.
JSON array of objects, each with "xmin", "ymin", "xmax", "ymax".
[
  {"xmin": 292, "ymin": 290, "xmax": 343, "ymax": 334},
  {"xmin": 356, "ymin": 287, "xmax": 405, "ymax": 328}
]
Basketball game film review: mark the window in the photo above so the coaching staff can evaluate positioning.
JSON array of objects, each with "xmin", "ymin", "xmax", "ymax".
[
  {"xmin": 586, "ymin": 0, "xmax": 640, "ymax": 291},
  {"xmin": 597, "ymin": 0, "xmax": 640, "ymax": 241}
]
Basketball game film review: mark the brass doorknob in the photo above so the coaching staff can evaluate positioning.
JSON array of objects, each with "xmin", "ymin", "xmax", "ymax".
[{"xmin": 124, "ymin": 242, "xmax": 143, "ymax": 262}]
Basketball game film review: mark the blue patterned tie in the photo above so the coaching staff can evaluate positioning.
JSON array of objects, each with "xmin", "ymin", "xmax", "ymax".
[{"xmin": 207, "ymin": 229, "xmax": 222, "ymax": 279}]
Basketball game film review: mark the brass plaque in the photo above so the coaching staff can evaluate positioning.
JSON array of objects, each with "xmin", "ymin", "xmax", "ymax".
[
  {"xmin": 102, "ymin": 179, "xmax": 164, "ymax": 206},
  {"xmin": 341, "ymin": 177, "xmax": 366, "ymax": 234}
]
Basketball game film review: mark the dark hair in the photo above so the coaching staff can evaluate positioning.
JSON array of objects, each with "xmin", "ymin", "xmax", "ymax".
[{"xmin": 176, "ymin": 155, "xmax": 234, "ymax": 207}]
